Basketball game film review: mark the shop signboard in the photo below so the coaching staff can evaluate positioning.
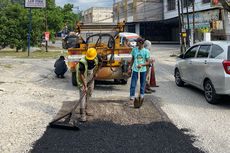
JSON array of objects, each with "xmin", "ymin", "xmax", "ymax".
[
  {"xmin": 25, "ymin": 0, "xmax": 46, "ymax": 8},
  {"xmin": 45, "ymin": 32, "xmax": 50, "ymax": 41},
  {"xmin": 183, "ymin": 9, "xmax": 220, "ymax": 29},
  {"xmin": 212, "ymin": 20, "xmax": 224, "ymax": 30}
]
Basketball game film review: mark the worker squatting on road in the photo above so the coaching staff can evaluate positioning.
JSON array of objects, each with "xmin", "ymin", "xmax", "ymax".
[
  {"xmin": 76, "ymin": 48, "xmax": 100, "ymax": 122},
  {"xmin": 128, "ymin": 37, "xmax": 150, "ymax": 104},
  {"xmin": 54, "ymin": 56, "xmax": 68, "ymax": 78}
]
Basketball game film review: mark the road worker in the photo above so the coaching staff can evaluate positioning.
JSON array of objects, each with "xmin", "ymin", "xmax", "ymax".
[
  {"xmin": 128, "ymin": 37, "xmax": 150, "ymax": 104},
  {"xmin": 144, "ymin": 40, "xmax": 155, "ymax": 93},
  {"xmin": 54, "ymin": 56, "xmax": 67, "ymax": 78},
  {"xmin": 76, "ymin": 48, "xmax": 100, "ymax": 122}
]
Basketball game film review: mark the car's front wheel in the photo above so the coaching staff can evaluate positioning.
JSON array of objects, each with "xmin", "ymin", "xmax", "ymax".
[
  {"xmin": 175, "ymin": 69, "xmax": 184, "ymax": 87},
  {"xmin": 204, "ymin": 80, "xmax": 219, "ymax": 104}
]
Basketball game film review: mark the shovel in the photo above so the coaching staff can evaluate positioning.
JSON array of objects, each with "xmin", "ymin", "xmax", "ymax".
[{"xmin": 134, "ymin": 67, "xmax": 144, "ymax": 108}]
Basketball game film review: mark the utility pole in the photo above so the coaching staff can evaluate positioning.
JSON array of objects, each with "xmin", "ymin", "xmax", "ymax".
[
  {"xmin": 177, "ymin": 0, "xmax": 182, "ymax": 53},
  {"xmin": 124, "ymin": 0, "xmax": 128, "ymax": 22},
  {"xmin": 180, "ymin": 0, "xmax": 186, "ymax": 52},
  {"xmin": 45, "ymin": 1, "xmax": 48, "ymax": 52},
  {"xmin": 192, "ymin": 0, "xmax": 195, "ymax": 44},
  {"xmin": 144, "ymin": 0, "xmax": 146, "ymax": 37},
  {"xmin": 181, "ymin": 0, "xmax": 187, "ymax": 53},
  {"xmin": 185, "ymin": 0, "xmax": 190, "ymax": 47},
  {"xmin": 117, "ymin": 2, "xmax": 120, "ymax": 22},
  {"xmin": 113, "ymin": 0, "xmax": 115, "ymax": 23},
  {"xmin": 28, "ymin": 8, "xmax": 32, "ymax": 57},
  {"xmin": 180, "ymin": 0, "xmax": 185, "ymax": 29},
  {"xmin": 144, "ymin": 0, "xmax": 146, "ymax": 21}
]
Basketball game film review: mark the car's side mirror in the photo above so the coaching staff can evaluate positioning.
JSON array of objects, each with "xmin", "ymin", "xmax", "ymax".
[{"xmin": 178, "ymin": 54, "xmax": 184, "ymax": 59}]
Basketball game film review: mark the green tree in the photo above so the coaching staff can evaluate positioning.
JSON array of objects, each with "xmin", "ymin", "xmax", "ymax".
[
  {"xmin": 0, "ymin": 0, "xmax": 11, "ymax": 8},
  {"xmin": 0, "ymin": 0, "xmax": 81, "ymax": 51},
  {"xmin": 61, "ymin": 4, "xmax": 79, "ymax": 31},
  {"xmin": 0, "ymin": 2, "xmax": 28, "ymax": 51}
]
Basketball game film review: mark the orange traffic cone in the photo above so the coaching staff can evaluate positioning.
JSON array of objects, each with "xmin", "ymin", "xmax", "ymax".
[{"xmin": 150, "ymin": 63, "xmax": 159, "ymax": 87}]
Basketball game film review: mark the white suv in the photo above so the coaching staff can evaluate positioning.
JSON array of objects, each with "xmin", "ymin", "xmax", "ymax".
[{"xmin": 174, "ymin": 41, "xmax": 230, "ymax": 104}]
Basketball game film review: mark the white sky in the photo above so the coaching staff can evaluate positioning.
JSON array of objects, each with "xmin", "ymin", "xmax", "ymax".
[{"xmin": 55, "ymin": 0, "xmax": 113, "ymax": 11}]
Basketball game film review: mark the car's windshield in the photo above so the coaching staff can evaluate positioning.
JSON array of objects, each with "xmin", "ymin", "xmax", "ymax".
[{"xmin": 128, "ymin": 38, "xmax": 137, "ymax": 42}]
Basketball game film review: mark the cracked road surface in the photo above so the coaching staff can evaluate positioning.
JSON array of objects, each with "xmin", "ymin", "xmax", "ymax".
[{"xmin": 0, "ymin": 51, "xmax": 205, "ymax": 153}]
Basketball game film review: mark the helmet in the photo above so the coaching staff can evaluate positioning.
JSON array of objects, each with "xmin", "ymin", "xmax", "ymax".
[{"xmin": 86, "ymin": 48, "xmax": 97, "ymax": 60}]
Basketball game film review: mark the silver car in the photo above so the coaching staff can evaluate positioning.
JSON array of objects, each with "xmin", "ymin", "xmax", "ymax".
[{"xmin": 174, "ymin": 41, "xmax": 230, "ymax": 104}]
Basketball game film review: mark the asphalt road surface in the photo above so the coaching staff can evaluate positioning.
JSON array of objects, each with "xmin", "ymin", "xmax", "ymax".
[
  {"xmin": 1, "ymin": 44, "xmax": 226, "ymax": 153},
  {"xmin": 29, "ymin": 45, "xmax": 204, "ymax": 153},
  {"xmin": 151, "ymin": 44, "xmax": 230, "ymax": 153}
]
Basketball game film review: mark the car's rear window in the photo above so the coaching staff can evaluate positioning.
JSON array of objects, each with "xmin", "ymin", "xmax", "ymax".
[
  {"xmin": 210, "ymin": 44, "xmax": 224, "ymax": 58},
  {"xmin": 228, "ymin": 46, "xmax": 230, "ymax": 60}
]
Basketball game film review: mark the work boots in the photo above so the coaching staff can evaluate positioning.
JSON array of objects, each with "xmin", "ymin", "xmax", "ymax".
[
  {"xmin": 85, "ymin": 104, "xmax": 94, "ymax": 116},
  {"xmin": 145, "ymin": 83, "xmax": 155, "ymax": 93},
  {"xmin": 145, "ymin": 89, "xmax": 152, "ymax": 94},
  {"xmin": 79, "ymin": 108, "xmax": 87, "ymax": 122},
  {"xmin": 86, "ymin": 109, "xmax": 94, "ymax": 116},
  {"xmin": 145, "ymin": 87, "xmax": 155, "ymax": 94}
]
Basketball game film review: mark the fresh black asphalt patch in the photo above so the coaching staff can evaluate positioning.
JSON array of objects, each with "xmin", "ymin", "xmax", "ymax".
[
  {"xmin": 30, "ymin": 121, "xmax": 204, "ymax": 153},
  {"xmin": 30, "ymin": 95, "xmax": 205, "ymax": 153}
]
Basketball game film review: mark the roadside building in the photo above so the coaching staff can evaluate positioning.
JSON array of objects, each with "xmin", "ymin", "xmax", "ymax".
[
  {"xmin": 113, "ymin": 0, "xmax": 230, "ymax": 43},
  {"xmin": 113, "ymin": 0, "xmax": 180, "ymax": 42},
  {"xmin": 164, "ymin": 0, "xmax": 228, "ymax": 43},
  {"xmin": 113, "ymin": 0, "xmax": 168, "ymax": 42},
  {"xmin": 82, "ymin": 7, "xmax": 113, "ymax": 23}
]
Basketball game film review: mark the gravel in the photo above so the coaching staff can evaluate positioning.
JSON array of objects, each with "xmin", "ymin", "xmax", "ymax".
[{"xmin": 0, "ymin": 57, "xmax": 204, "ymax": 153}]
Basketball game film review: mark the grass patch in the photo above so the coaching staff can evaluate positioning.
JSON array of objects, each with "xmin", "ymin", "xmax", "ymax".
[
  {"xmin": 0, "ymin": 50, "xmax": 66, "ymax": 59},
  {"xmin": 0, "ymin": 63, "xmax": 12, "ymax": 68}
]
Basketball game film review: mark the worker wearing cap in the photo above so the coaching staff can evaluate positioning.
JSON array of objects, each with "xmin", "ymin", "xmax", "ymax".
[
  {"xmin": 76, "ymin": 48, "xmax": 99, "ymax": 122},
  {"xmin": 128, "ymin": 37, "xmax": 150, "ymax": 104},
  {"xmin": 144, "ymin": 40, "xmax": 155, "ymax": 94}
]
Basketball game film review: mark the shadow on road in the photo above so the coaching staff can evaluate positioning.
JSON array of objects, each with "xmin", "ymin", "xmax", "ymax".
[
  {"xmin": 95, "ymin": 80, "xmax": 127, "ymax": 85},
  {"xmin": 183, "ymin": 84, "xmax": 230, "ymax": 107},
  {"xmin": 30, "ymin": 120, "xmax": 204, "ymax": 153},
  {"xmin": 94, "ymin": 80, "xmax": 125, "ymax": 91}
]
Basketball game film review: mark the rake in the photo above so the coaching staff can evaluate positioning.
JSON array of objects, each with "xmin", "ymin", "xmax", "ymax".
[{"xmin": 49, "ymin": 91, "xmax": 86, "ymax": 131}]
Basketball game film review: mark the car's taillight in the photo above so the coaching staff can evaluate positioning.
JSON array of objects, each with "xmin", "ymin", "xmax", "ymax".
[{"xmin": 223, "ymin": 60, "xmax": 230, "ymax": 74}]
